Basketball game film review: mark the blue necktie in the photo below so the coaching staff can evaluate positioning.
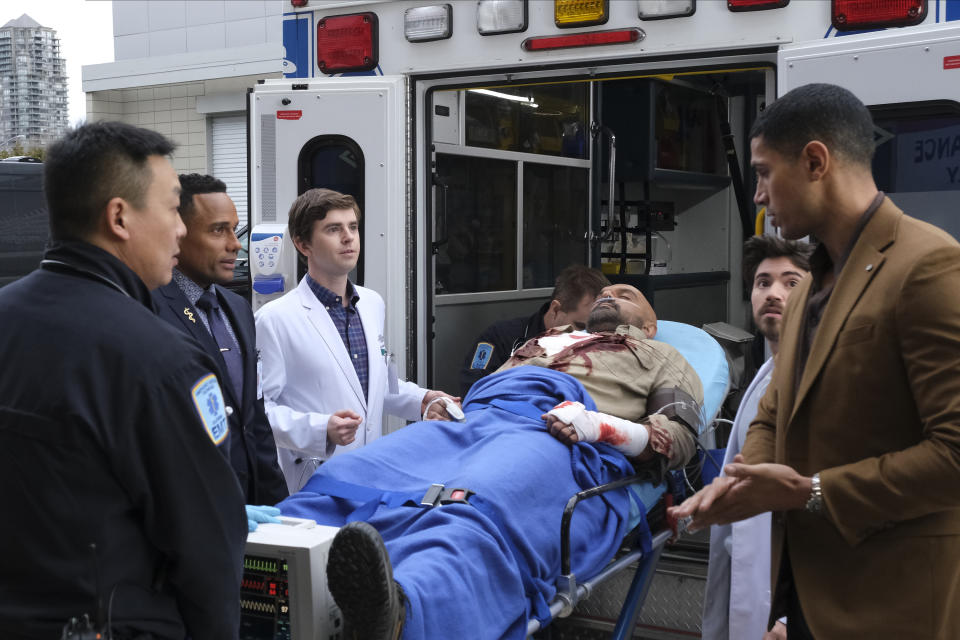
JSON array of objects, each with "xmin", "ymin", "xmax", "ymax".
[{"xmin": 196, "ymin": 290, "xmax": 244, "ymax": 403}]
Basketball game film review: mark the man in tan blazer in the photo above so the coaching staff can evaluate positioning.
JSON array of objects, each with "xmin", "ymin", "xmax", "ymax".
[{"xmin": 670, "ymin": 83, "xmax": 960, "ymax": 638}]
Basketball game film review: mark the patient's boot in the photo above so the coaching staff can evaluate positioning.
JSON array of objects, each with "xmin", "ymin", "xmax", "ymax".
[{"xmin": 327, "ymin": 521, "xmax": 407, "ymax": 640}]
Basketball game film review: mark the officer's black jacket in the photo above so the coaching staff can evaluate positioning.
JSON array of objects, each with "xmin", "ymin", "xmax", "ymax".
[
  {"xmin": 0, "ymin": 242, "xmax": 246, "ymax": 639},
  {"xmin": 459, "ymin": 302, "xmax": 548, "ymax": 397},
  {"xmin": 153, "ymin": 280, "xmax": 288, "ymax": 505}
]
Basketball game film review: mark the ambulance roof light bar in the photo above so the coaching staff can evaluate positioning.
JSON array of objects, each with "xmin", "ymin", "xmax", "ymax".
[
  {"xmin": 316, "ymin": 12, "xmax": 378, "ymax": 74},
  {"xmin": 831, "ymin": 0, "xmax": 926, "ymax": 31},
  {"xmin": 477, "ymin": 0, "xmax": 528, "ymax": 35},
  {"xmin": 727, "ymin": 0, "xmax": 789, "ymax": 12},
  {"xmin": 638, "ymin": 0, "xmax": 695, "ymax": 20}
]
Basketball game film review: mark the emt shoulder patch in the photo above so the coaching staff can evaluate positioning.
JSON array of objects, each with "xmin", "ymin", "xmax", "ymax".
[
  {"xmin": 190, "ymin": 373, "xmax": 229, "ymax": 445},
  {"xmin": 470, "ymin": 342, "xmax": 494, "ymax": 370}
]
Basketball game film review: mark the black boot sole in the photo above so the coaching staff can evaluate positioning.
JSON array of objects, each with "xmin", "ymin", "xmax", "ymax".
[{"xmin": 327, "ymin": 521, "xmax": 405, "ymax": 640}]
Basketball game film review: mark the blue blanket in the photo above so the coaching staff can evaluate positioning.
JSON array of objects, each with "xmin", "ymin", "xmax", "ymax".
[{"xmin": 279, "ymin": 366, "xmax": 638, "ymax": 639}]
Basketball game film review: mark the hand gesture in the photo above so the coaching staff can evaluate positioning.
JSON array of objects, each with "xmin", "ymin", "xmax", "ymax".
[{"xmin": 327, "ymin": 409, "xmax": 363, "ymax": 446}]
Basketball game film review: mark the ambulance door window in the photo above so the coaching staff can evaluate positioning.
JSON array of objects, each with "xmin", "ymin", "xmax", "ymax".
[
  {"xmin": 297, "ymin": 135, "xmax": 365, "ymax": 283},
  {"xmin": 522, "ymin": 163, "xmax": 589, "ymax": 288},
  {"xmin": 434, "ymin": 153, "xmax": 517, "ymax": 294},
  {"xmin": 871, "ymin": 102, "xmax": 960, "ymax": 241}
]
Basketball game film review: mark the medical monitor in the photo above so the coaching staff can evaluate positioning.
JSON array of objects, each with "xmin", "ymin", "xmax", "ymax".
[{"xmin": 241, "ymin": 517, "xmax": 342, "ymax": 639}]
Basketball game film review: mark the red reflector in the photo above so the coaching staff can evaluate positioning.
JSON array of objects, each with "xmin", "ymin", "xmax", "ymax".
[
  {"xmin": 522, "ymin": 28, "xmax": 642, "ymax": 52},
  {"xmin": 317, "ymin": 12, "xmax": 378, "ymax": 74},
  {"xmin": 727, "ymin": 0, "xmax": 789, "ymax": 11},
  {"xmin": 832, "ymin": 0, "xmax": 926, "ymax": 31}
]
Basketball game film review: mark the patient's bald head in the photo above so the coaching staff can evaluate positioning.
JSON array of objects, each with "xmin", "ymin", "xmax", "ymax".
[{"xmin": 586, "ymin": 284, "xmax": 658, "ymax": 338}]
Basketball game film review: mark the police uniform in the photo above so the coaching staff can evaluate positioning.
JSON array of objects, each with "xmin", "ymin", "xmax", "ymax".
[
  {"xmin": 0, "ymin": 242, "xmax": 246, "ymax": 639},
  {"xmin": 459, "ymin": 302, "xmax": 548, "ymax": 397}
]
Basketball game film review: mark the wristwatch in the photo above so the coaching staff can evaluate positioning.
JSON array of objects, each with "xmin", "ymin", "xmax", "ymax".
[{"xmin": 805, "ymin": 472, "xmax": 823, "ymax": 514}]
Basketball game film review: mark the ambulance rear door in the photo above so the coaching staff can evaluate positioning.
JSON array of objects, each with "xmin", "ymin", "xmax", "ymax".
[{"xmin": 248, "ymin": 77, "xmax": 409, "ymax": 386}]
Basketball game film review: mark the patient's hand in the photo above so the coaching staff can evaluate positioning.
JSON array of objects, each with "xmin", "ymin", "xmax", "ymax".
[
  {"xmin": 543, "ymin": 413, "xmax": 580, "ymax": 446},
  {"xmin": 421, "ymin": 390, "xmax": 462, "ymax": 421}
]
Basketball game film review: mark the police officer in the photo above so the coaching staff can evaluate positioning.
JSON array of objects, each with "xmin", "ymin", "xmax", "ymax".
[
  {"xmin": 459, "ymin": 264, "xmax": 609, "ymax": 396},
  {"xmin": 0, "ymin": 122, "xmax": 246, "ymax": 638}
]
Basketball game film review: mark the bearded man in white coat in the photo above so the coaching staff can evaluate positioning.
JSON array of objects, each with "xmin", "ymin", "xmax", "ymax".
[
  {"xmin": 702, "ymin": 235, "xmax": 811, "ymax": 640},
  {"xmin": 256, "ymin": 188, "xmax": 458, "ymax": 493}
]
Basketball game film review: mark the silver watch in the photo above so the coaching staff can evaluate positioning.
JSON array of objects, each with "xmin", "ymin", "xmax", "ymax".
[{"xmin": 805, "ymin": 472, "xmax": 823, "ymax": 514}]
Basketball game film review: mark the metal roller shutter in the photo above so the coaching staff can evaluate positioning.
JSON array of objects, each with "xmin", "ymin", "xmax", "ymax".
[{"xmin": 211, "ymin": 114, "xmax": 248, "ymax": 228}]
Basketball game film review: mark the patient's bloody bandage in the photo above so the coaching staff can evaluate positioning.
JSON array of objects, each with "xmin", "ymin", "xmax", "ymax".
[{"xmin": 547, "ymin": 401, "xmax": 650, "ymax": 457}]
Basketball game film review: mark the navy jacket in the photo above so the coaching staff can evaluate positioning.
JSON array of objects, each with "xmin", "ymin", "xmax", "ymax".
[
  {"xmin": 153, "ymin": 281, "xmax": 288, "ymax": 505},
  {"xmin": 459, "ymin": 302, "xmax": 548, "ymax": 397},
  {"xmin": 0, "ymin": 242, "xmax": 245, "ymax": 639}
]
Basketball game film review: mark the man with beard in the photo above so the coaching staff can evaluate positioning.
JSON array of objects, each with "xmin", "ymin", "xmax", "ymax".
[
  {"xmin": 297, "ymin": 283, "xmax": 704, "ymax": 640},
  {"xmin": 702, "ymin": 235, "xmax": 811, "ymax": 640}
]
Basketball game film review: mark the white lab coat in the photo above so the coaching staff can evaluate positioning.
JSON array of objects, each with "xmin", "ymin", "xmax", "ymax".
[
  {"xmin": 255, "ymin": 277, "xmax": 426, "ymax": 493},
  {"xmin": 702, "ymin": 357, "xmax": 775, "ymax": 640}
]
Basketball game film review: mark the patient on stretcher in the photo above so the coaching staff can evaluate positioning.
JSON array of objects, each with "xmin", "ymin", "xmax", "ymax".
[{"xmin": 278, "ymin": 284, "xmax": 703, "ymax": 640}]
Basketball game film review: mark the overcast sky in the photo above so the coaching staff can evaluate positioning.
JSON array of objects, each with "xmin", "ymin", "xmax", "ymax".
[{"xmin": 3, "ymin": 0, "xmax": 114, "ymax": 126}]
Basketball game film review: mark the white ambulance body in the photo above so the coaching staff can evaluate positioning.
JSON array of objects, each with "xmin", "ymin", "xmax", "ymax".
[{"xmin": 248, "ymin": 0, "xmax": 960, "ymax": 403}]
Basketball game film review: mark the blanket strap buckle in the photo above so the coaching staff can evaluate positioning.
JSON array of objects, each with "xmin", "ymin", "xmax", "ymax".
[{"xmin": 420, "ymin": 483, "xmax": 475, "ymax": 507}]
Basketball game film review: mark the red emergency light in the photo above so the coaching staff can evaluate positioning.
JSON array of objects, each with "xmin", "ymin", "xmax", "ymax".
[
  {"xmin": 522, "ymin": 28, "xmax": 643, "ymax": 52},
  {"xmin": 727, "ymin": 0, "xmax": 789, "ymax": 11},
  {"xmin": 290, "ymin": 0, "xmax": 308, "ymax": 7},
  {"xmin": 832, "ymin": 0, "xmax": 926, "ymax": 31},
  {"xmin": 316, "ymin": 12, "xmax": 378, "ymax": 74}
]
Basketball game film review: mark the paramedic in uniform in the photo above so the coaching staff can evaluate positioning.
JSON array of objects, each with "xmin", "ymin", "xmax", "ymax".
[
  {"xmin": 256, "ymin": 188, "xmax": 458, "ymax": 493},
  {"xmin": 0, "ymin": 122, "xmax": 246, "ymax": 639},
  {"xmin": 459, "ymin": 264, "xmax": 609, "ymax": 396},
  {"xmin": 153, "ymin": 173, "xmax": 288, "ymax": 507}
]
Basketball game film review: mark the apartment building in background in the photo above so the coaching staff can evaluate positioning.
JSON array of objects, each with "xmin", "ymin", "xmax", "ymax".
[
  {"xmin": 0, "ymin": 14, "xmax": 68, "ymax": 150},
  {"xmin": 82, "ymin": 1, "xmax": 285, "ymax": 226}
]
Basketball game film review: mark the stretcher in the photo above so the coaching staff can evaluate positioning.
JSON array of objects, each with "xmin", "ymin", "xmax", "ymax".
[{"xmin": 526, "ymin": 320, "xmax": 729, "ymax": 638}]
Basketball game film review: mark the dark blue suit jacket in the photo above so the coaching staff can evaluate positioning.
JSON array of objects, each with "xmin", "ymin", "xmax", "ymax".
[{"xmin": 153, "ymin": 281, "xmax": 288, "ymax": 505}]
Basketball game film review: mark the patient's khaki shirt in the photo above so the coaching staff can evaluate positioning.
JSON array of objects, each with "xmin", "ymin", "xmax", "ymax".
[{"xmin": 497, "ymin": 324, "xmax": 703, "ymax": 470}]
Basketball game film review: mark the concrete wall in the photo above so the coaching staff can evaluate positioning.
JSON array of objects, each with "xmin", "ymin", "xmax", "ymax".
[
  {"xmin": 86, "ymin": 81, "xmax": 209, "ymax": 173},
  {"xmin": 112, "ymin": 0, "xmax": 282, "ymax": 61}
]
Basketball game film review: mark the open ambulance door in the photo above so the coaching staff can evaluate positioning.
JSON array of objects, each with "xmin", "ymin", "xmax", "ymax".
[
  {"xmin": 778, "ymin": 23, "xmax": 960, "ymax": 238},
  {"xmin": 248, "ymin": 77, "xmax": 410, "ymax": 400}
]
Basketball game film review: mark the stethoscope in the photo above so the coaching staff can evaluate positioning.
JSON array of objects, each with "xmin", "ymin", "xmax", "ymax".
[{"xmin": 40, "ymin": 259, "xmax": 132, "ymax": 299}]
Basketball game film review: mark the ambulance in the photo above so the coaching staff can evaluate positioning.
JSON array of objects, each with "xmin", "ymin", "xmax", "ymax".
[
  {"xmin": 246, "ymin": 1, "xmax": 960, "ymax": 634},
  {"xmin": 248, "ymin": 0, "xmax": 960, "ymax": 399}
]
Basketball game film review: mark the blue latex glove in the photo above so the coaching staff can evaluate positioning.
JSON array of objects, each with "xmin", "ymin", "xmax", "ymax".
[{"xmin": 245, "ymin": 504, "xmax": 282, "ymax": 532}]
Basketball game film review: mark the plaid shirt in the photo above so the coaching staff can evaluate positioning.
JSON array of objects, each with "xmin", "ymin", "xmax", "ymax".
[{"xmin": 306, "ymin": 275, "xmax": 369, "ymax": 401}]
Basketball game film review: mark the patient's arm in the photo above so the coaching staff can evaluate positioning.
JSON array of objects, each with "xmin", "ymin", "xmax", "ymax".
[{"xmin": 543, "ymin": 401, "xmax": 649, "ymax": 456}]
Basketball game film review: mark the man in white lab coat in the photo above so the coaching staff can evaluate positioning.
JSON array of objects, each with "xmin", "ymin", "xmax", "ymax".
[
  {"xmin": 702, "ymin": 235, "xmax": 811, "ymax": 640},
  {"xmin": 256, "ymin": 188, "xmax": 457, "ymax": 493}
]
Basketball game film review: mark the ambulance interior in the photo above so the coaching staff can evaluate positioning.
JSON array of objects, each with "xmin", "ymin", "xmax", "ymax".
[{"xmin": 428, "ymin": 68, "xmax": 769, "ymax": 404}]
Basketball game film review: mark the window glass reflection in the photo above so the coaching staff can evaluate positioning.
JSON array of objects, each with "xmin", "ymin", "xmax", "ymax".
[
  {"xmin": 435, "ymin": 154, "xmax": 517, "ymax": 294},
  {"xmin": 523, "ymin": 164, "xmax": 589, "ymax": 288}
]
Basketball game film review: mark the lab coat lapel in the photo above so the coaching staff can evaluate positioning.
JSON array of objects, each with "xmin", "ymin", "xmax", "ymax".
[
  {"xmin": 789, "ymin": 200, "xmax": 897, "ymax": 426},
  {"xmin": 297, "ymin": 279, "xmax": 367, "ymax": 409},
  {"xmin": 357, "ymin": 290, "xmax": 385, "ymax": 401}
]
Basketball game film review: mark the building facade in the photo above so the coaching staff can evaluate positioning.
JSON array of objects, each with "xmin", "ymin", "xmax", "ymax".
[
  {"xmin": 0, "ymin": 14, "xmax": 68, "ymax": 150},
  {"xmin": 82, "ymin": 1, "xmax": 285, "ymax": 227}
]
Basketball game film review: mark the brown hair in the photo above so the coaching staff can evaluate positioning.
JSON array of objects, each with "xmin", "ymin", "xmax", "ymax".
[
  {"xmin": 742, "ymin": 234, "xmax": 813, "ymax": 286},
  {"xmin": 288, "ymin": 188, "xmax": 362, "ymax": 245},
  {"xmin": 551, "ymin": 264, "xmax": 610, "ymax": 311}
]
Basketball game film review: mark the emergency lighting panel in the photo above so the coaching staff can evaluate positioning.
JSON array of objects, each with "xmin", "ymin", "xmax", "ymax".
[
  {"xmin": 250, "ymin": 223, "xmax": 296, "ymax": 312},
  {"xmin": 241, "ymin": 517, "xmax": 342, "ymax": 640}
]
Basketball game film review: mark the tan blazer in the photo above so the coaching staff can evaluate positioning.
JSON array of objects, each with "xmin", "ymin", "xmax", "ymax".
[{"xmin": 742, "ymin": 198, "xmax": 960, "ymax": 639}]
